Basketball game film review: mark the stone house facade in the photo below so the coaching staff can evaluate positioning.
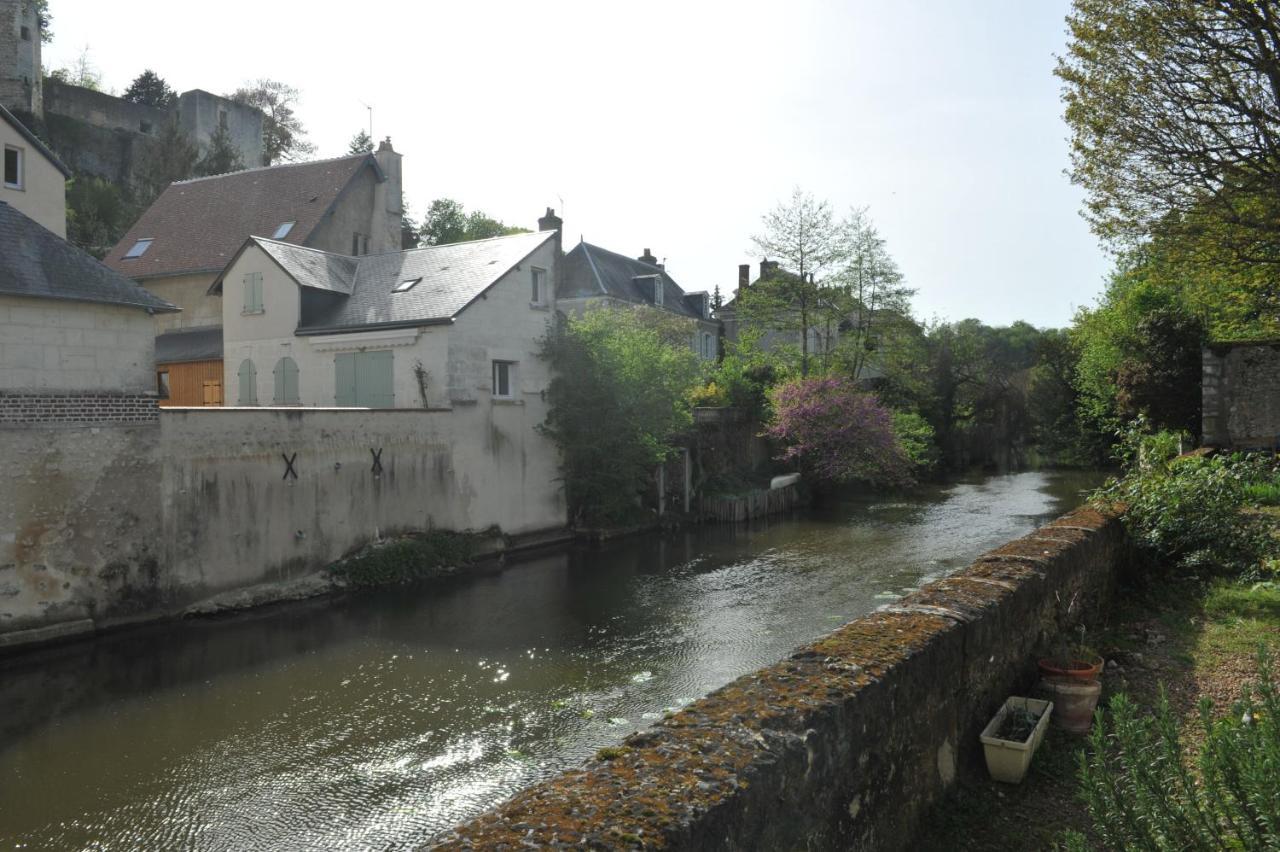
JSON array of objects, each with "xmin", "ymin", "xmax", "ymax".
[
  {"xmin": 558, "ymin": 241, "xmax": 719, "ymax": 360},
  {"xmin": 1203, "ymin": 341, "xmax": 1280, "ymax": 449},
  {"xmin": 215, "ymin": 221, "xmax": 559, "ymax": 410},
  {"xmin": 103, "ymin": 141, "xmax": 404, "ymax": 405}
]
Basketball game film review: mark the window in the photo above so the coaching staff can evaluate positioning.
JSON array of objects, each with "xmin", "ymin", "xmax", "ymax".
[
  {"xmin": 531, "ymin": 267, "xmax": 547, "ymax": 304},
  {"xmin": 352, "ymin": 233, "xmax": 369, "ymax": 255},
  {"xmin": 218, "ymin": 109, "xmax": 228, "ymax": 129},
  {"xmin": 334, "ymin": 350, "xmax": 394, "ymax": 407},
  {"xmin": 4, "ymin": 146, "xmax": 22, "ymax": 189},
  {"xmin": 123, "ymin": 238, "xmax": 153, "ymax": 258},
  {"xmin": 20, "ymin": 25, "xmax": 30, "ymax": 41},
  {"xmin": 492, "ymin": 360, "xmax": 516, "ymax": 399},
  {"xmin": 237, "ymin": 360, "xmax": 258, "ymax": 405},
  {"xmin": 653, "ymin": 279, "xmax": 664, "ymax": 307},
  {"xmin": 393, "ymin": 277, "xmax": 421, "ymax": 293},
  {"xmin": 273, "ymin": 357, "xmax": 300, "ymax": 405},
  {"xmin": 243, "ymin": 271, "xmax": 263, "ymax": 314},
  {"xmin": 272, "ymin": 221, "xmax": 295, "ymax": 240},
  {"xmin": 157, "ymin": 370, "xmax": 170, "ymax": 399}
]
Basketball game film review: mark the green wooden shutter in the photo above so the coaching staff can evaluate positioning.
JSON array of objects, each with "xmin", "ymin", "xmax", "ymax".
[
  {"xmin": 274, "ymin": 357, "xmax": 299, "ymax": 404},
  {"xmin": 335, "ymin": 353, "xmax": 356, "ymax": 406},
  {"xmin": 358, "ymin": 350, "xmax": 394, "ymax": 408},
  {"xmin": 237, "ymin": 359, "xmax": 257, "ymax": 405}
]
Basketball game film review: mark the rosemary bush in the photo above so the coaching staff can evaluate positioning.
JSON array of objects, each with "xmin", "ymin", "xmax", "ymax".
[{"xmin": 1064, "ymin": 650, "xmax": 1280, "ymax": 851}]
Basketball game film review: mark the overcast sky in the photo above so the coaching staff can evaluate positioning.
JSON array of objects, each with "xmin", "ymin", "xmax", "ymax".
[{"xmin": 46, "ymin": 1, "xmax": 1109, "ymax": 328}]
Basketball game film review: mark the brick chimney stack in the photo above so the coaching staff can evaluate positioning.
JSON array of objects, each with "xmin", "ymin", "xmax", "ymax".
[
  {"xmin": 639, "ymin": 248, "xmax": 658, "ymax": 267},
  {"xmin": 738, "ymin": 264, "xmax": 749, "ymax": 292},
  {"xmin": 372, "ymin": 137, "xmax": 403, "ymax": 252},
  {"xmin": 760, "ymin": 259, "xmax": 780, "ymax": 280}
]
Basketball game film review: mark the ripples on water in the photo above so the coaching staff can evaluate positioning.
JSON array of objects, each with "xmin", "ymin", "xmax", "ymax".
[{"xmin": 0, "ymin": 470, "xmax": 1101, "ymax": 850}]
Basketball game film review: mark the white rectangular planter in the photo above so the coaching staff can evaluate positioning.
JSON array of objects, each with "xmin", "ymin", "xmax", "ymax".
[{"xmin": 980, "ymin": 696, "xmax": 1053, "ymax": 784}]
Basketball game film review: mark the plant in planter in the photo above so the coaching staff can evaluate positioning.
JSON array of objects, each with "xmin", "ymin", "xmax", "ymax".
[
  {"xmin": 1037, "ymin": 625, "xmax": 1104, "ymax": 733},
  {"xmin": 980, "ymin": 696, "xmax": 1053, "ymax": 784},
  {"xmin": 1038, "ymin": 624, "xmax": 1104, "ymax": 681}
]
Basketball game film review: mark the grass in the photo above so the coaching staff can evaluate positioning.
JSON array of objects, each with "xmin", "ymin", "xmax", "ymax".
[{"xmin": 915, "ymin": 572, "xmax": 1280, "ymax": 851}]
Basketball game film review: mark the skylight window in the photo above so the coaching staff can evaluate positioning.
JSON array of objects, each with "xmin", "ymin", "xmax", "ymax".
[
  {"xmin": 394, "ymin": 277, "xmax": 422, "ymax": 293},
  {"xmin": 123, "ymin": 238, "xmax": 153, "ymax": 259},
  {"xmin": 272, "ymin": 221, "xmax": 295, "ymax": 239}
]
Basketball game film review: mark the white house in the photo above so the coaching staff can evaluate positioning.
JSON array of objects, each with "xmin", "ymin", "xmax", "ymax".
[
  {"xmin": 0, "ymin": 102, "xmax": 68, "ymax": 237},
  {"xmin": 212, "ymin": 218, "xmax": 561, "ymax": 410}
]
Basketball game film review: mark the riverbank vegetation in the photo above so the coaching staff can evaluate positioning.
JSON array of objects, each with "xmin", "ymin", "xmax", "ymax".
[{"xmin": 328, "ymin": 530, "xmax": 483, "ymax": 588}]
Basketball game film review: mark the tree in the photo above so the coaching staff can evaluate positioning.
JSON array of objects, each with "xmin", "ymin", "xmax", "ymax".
[
  {"xmin": 66, "ymin": 176, "xmax": 139, "ymax": 259},
  {"xmin": 140, "ymin": 117, "xmax": 198, "ymax": 201},
  {"xmin": 418, "ymin": 198, "xmax": 528, "ymax": 246},
  {"xmin": 122, "ymin": 70, "xmax": 176, "ymax": 109},
  {"xmin": 765, "ymin": 376, "xmax": 913, "ymax": 487},
  {"xmin": 194, "ymin": 124, "xmax": 245, "ymax": 177},
  {"xmin": 230, "ymin": 79, "xmax": 316, "ymax": 165},
  {"xmin": 1057, "ymin": 0, "xmax": 1280, "ymax": 263},
  {"xmin": 831, "ymin": 208, "xmax": 915, "ymax": 382},
  {"xmin": 348, "ymin": 130, "xmax": 373, "ymax": 155},
  {"xmin": 51, "ymin": 45, "xmax": 102, "ymax": 91},
  {"xmin": 746, "ymin": 189, "xmax": 851, "ymax": 376},
  {"xmin": 540, "ymin": 307, "xmax": 704, "ymax": 525}
]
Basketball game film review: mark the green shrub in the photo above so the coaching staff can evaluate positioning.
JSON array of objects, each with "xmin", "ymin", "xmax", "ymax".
[
  {"xmin": 1063, "ymin": 649, "xmax": 1280, "ymax": 851},
  {"xmin": 892, "ymin": 410, "xmax": 940, "ymax": 473},
  {"xmin": 1094, "ymin": 436, "xmax": 1273, "ymax": 575},
  {"xmin": 329, "ymin": 531, "xmax": 480, "ymax": 588}
]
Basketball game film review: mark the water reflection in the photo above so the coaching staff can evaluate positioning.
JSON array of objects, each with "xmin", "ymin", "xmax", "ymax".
[{"xmin": 0, "ymin": 470, "xmax": 1101, "ymax": 850}]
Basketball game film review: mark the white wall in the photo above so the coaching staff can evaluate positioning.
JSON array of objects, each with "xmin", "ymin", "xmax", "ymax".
[
  {"xmin": 0, "ymin": 118, "xmax": 65, "ymax": 237},
  {"xmin": 220, "ymin": 239, "xmax": 558, "ymax": 410},
  {"xmin": 0, "ymin": 294, "xmax": 156, "ymax": 391}
]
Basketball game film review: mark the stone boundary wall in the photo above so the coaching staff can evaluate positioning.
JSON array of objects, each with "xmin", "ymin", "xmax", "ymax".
[
  {"xmin": 1203, "ymin": 342, "xmax": 1280, "ymax": 449},
  {"xmin": 435, "ymin": 505, "xmax": 1122, "ymax": 851},
  {"xmin": 0, "ymin": 391, "xmax": 159, "ymax": 425}
]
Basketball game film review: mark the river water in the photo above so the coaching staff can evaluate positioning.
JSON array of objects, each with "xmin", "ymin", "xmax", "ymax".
[{"xmin": 0, "ymin": 470, "xmax": 1100, "ymax": 851}]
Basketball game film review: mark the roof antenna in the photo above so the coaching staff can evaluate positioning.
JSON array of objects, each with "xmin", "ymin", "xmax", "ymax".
[{"xmin": 358, "ymin": 99, "xmax": 373, "ymax": 142}]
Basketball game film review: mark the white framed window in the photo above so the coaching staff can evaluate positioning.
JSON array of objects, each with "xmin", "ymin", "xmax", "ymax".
[
  {"xmin": 531, "ymin": 267, "xmax": 547, "ymax": 304},
  {"xmin": 4, "ymin": 146, "xmax": 23, "ymax": 189},
  {"xmin": 492, "ymin": 360, "xmax": 516, "ymax": 399},
  {"xmin": 123, "ymin": 238, "xmax": 153, "ymax": 259},
  {"xmin": 653, "ymin": 278, "xmax": 664, "ymax": 307},
  {"xmin": 243, "ymin": 271, "xmax": 264, "ymax": 314},
  {"xmin": 393, "ymin": 277, "xmax": 421, "ymax": 293}
]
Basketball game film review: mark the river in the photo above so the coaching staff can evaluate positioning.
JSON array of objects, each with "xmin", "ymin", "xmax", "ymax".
[{"xmin": 0, "ymin": 470, "xmax": 1101, "ymax": 850}]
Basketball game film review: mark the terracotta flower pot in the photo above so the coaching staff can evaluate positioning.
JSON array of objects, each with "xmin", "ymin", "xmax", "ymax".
[
  {"xmin": 1039, "ymin": 677, "xmax": 1102, "ymax": 734},
  {"xmin": 1037, "ymin": 656, "xmax": 1103, "ymax": 682}
]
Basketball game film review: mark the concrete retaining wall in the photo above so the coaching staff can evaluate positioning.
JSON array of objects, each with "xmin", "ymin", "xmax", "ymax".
[
  {"xmin": 434, "ymin": 504, "xmax": 1122, "ymax": 850},
  {"xmin": 0, "ymin": 406, "xmax": 566, "ymax": 648}
]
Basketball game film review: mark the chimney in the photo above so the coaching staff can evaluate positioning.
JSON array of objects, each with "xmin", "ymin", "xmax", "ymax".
[
  {"xmin": 372, "ymin": 137, "xmax": 403, "ymax": 252},
  {"xmin": 760, "ymin": 258, "xmax": 780, "ymax": 280},
  {"xmin": 638, "ymin": 248, "xmax": 658, "ymax": 266},
  {"xmin": 538, "ymin": 206, "xmax": 562, "ymax": 233},
  {"xmin": 738, "ymin": 264, "xmax": 749, "ymax": 291}
]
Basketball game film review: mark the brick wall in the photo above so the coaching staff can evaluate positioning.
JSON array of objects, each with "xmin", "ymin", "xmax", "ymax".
[{"xmin": 0, "ymin": 391, "xmax": 159, "ymax": 425}]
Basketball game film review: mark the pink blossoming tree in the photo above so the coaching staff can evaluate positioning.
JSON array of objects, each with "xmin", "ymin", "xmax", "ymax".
[{"xmin": 765, "ymin": 376, "xmax": 913, "ymax": 487}]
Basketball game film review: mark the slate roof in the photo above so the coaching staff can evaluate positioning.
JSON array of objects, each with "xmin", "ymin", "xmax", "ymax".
[
  {"xmin": 102, "ymin": 153, "xmax": 381, "ymax": 280},
  {"xmin": 0, "ymin": 104, "xmax": 71, "ymax": 177},
  {"xmin": 0, "ymin": 202, "xmax": 176, "ymax": 312},
  {"xmin": 154, "ymin": 325, "xmax": 223, "ymax": 364},
  {"xmin": 560, "ymin": 242, "xmax": 707, "ymax": 320},
  {"xmin": 227, "ymin": 230, "xmax": 557, "ymax": 334}
]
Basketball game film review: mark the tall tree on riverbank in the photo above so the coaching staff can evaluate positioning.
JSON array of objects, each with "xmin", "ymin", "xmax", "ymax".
[{"xmin": 1057, "ymin": 0, "xmax": 1280, "ymax": 266}]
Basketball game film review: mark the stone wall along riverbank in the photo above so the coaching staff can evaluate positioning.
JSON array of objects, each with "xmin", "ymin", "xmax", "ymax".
[{"xmin": 433, "ymin": 504, "xmax": 1123, "ymax": 850}]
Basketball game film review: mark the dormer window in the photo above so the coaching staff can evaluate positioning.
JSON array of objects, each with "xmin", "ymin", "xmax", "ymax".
[
  {"xmin": 393, "ymin": 277, "xmax": 421, "ymax": 293},
  {"xmin": 653, "ymin": 278, "xmax": 664, "ymax": 307},
  {"xmin": 123, "ymin": 238, "xmax": 153, "ymax": 259},
  {"xmin": 272, "ymin": 221, "xmax": 295, "ymax": 239}
]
